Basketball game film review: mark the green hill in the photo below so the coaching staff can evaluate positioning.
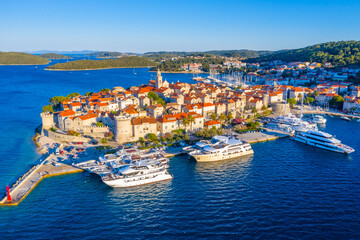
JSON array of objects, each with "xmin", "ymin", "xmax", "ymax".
[
  {"xmin": 40, "ymin": 53, "xmax": 72, "ymax": 59},
  {"xmin": 47, "ymin": 56, "xmax": 158, "ymax": 70},
  {"xmin": 246, "ymin": 41, "xmax": 360, "ymax": 66},
  {"xmin": 86, "ymin": 51, "xmax": 126, "ymax": 58},
  {"xmin": 0, "ymin": 52, "xmax": 49, "ymax": 65},
  {"xmin": 143, "ymin": 50, "xmax": 272, "ymax": 60}
]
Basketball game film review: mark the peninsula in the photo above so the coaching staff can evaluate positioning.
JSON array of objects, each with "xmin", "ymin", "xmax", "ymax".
[
  {"xmin": 46, "ymin": 56, "xmax": 157, "ymax": 70},
  {"xmin": 40, "ymin": 53, "xmax": 72, "ymax": 60},
  {"xmin": 0, "ymin": 52, "xmax": 49, "ymax": 65}
]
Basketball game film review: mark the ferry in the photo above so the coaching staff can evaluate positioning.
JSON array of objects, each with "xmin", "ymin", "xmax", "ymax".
[
  {"xmin": 101, "ymin": 159, "xmax": 172, "ymax": 188},
  {"xmin": 293, "ymin": 130, "xmax": 354, "ymax": 154},
  {"xmin": 188, "ymin": 135, "xmax": 253, "ymax": 162}
]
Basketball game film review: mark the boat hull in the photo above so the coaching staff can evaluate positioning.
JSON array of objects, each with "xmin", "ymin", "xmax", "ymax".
[
  {"xmin": 293, "ymin": 136, "xmax": 354, "ymax": 154},
  {"xmin": 190, "ymin": 149, "xmax": 254, "ymax": 162},
  {"xmin": 103, "ymin": 173, "xmax": 173, "ymax": 187}
]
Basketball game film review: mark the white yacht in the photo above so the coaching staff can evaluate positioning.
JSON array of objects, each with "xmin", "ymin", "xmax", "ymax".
[
  {"xmin": 293, "ymin": 130, "xmax": 354, "ymax": 154},
  {"xmin": 311, "ymin": 115, "xmax": 327, "ymax": 124},
  {"xmin": 101, "ymin": 159, "xmax": 172, "ymax": 187},
  {"xmin": 188, "ymin": 135, "xmax": 253, "ymax": 162},
  {"xmin": 266, "ymin": 122, "xmax": 295, "ymax": 134},
  {"xmin": 340, "ymin": 116, "xmax": 351, "ymax": 121},
  {"xmin": 76, "ymin": 147, "xmax": 171, "ymax": 187}
]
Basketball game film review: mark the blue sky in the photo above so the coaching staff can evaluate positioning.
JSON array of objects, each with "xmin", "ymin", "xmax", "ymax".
[{"xmin": 1, "ymin": 0, "xmax": 360, "ymax": 52}]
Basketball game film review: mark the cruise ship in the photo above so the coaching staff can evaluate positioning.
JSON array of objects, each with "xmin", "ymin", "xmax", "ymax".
[
  {"xmin": 293, "ymin": 130, "xmax": 355, "ymax": 154},
  {"xmin": 188, "ymin": 135, "xmax": 253, "ymax": 162},
  {"xmin": 101, "ymin": 159, "xmax": 172, "ymax": 187}
]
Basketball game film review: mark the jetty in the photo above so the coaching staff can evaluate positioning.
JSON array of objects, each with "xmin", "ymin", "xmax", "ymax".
[
  {"xmin": 235, "ymin": 129, "xmax": 291, "ymax": 144},
  {"xmin": 0, "ymin": 154, "xmax": 82, "ymax": 206}
]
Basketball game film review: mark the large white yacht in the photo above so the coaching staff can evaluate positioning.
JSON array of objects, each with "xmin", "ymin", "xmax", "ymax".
[
  {"xmin": 101, "ymin": 159, "xmax": 172, "ymax": 187},
  {"xmin": 76, "ymin": 147, "xmax": 172, "ymax": 187},
  {"xmin": 312, "ymin": 115, "xmax": 327, "ymax": 124},
  {"xmin": 188, "ymin": 135, "xmax": 253, "ymax": 162},
  {"xmin": 293, "ymin": 130, "xmax": 355, "ymax": 154}
]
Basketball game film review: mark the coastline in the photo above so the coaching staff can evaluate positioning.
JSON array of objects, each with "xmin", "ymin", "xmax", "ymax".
[
  {"xmin": 46, "ymin": 66, "xmax": 157, "ymax": 71},
  {"xmin": 149, "ymin": 70, "xmax": 205, "ymax": 74},
  {"xmin": 0, "ymin": 63, "xmax": 49, "ymax": 66}
]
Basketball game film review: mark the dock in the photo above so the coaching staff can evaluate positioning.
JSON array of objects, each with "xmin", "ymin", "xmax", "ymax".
[
  {"xmin": 0, "ymin": 154, "xmax": 82, "ymax": 206},
  {"xmin": 235, "ymin": 129, "xmax": 292, "ymax": 144}
]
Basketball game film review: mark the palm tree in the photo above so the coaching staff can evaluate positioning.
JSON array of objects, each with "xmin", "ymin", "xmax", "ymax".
[
  {"xmin": 209, "ymin": 112, "xmax": 217, "ymax": 121},
  {"xmin": 252, "ymin": 108, "xmax": 258, "ymax": 119},
  {"xmin": 187, "ymin": 115, "xmax": 195, "ymax": 131},
  {"xmin": 219, "ymin": 113, "xmax": 227, "ymax": 123},
  {"xmin": 181, "ymin": 117, "xmax": 190, "ymax": 133},
  {"xmin": 227, "ymin": 112, "xmax": 233, "ymax": 124}
]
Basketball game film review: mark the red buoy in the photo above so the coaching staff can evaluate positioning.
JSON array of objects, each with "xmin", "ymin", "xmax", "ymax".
[{"xmin": 6, "ymin": 186, "xmax": 12, "ymax": 201}]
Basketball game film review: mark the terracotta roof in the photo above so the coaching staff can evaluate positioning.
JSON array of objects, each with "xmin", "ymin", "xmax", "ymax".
[
  {"xmin": 70, "ymin": 102, "xmax": 82, "ymax": 107},
  {"xmin": 59, "ymin": 110, "xmax": 75, "ymax": 117},
  {"xmin": 131, "ymin": 116, "xmax": 156, "ymax": 125},
  {"xmin": 78, "ymin": 113, "xmax": 97, "ymax": 121}
]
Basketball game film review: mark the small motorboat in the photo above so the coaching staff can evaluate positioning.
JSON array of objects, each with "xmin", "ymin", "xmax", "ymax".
[{"xmin": 340, "ymin": 116, "xmax": 351, "ymax": 121}]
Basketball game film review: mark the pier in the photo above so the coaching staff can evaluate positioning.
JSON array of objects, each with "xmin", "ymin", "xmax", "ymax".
[
  {"xmin": 235, "ymin": 129, "xmax": 292, "ymax": 144},
  {"xmin": 0, "ymin": 154, "xmax": 82, "ymax": 206}
]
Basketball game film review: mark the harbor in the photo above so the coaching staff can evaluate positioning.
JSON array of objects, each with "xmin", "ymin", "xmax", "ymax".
[{"xmin": 1, "ymin": 127, "xmax": 294, "ymax": 205}]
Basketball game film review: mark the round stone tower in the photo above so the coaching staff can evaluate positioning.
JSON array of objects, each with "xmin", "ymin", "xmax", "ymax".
[
  {"xmin": 40, "ymin": 112, "xmax": 54, "ymax": 134},
  {"xmin": 262, "ymin": 93, "xmax": 269, "ymax": 107},
  {"xmin": 115, "ymin": 115, "xmax": 132, "ymax": 144}
]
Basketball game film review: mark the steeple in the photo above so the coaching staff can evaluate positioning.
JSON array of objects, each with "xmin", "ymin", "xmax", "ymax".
[{"xmin": 155, "ymin": 68, "xmax": 163, "ymax": 89}]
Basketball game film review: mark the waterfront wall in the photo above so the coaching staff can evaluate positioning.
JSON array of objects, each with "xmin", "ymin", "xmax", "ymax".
[{"xmin": 43, "ymin": 129, "xmax": 91, "ymax": 143}]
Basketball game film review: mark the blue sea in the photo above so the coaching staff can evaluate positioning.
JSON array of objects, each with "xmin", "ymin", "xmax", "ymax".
[{"xmin": 0, "ymin": 60, "xmax": 359, "ymax": 239}]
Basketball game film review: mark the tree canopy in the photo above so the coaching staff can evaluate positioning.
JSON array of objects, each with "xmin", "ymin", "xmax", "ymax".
[{"xmin": 246, "ymin": 41, "xmax": 360, "ymax": 66}]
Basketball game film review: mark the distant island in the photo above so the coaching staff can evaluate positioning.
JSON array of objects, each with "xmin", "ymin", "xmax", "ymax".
[
  {"xmin": 40, "ymin": 53, "xmax": 72, "ymax": 60},
  {"xmin": 86, "ymin": 51, "xmax": 126, "ymax": 58},
  {"xmin": 0, "ymin": 52, "xmax": 49, "ymax": 65},
  {"xmin": 46, "ymin": 56, "xmax": 158, "ymax": 70}
]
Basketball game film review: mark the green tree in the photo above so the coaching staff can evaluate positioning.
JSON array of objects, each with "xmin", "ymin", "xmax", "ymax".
[
  {"xmin": 209, "ymin": 112, "xmax": 217, "ymax": 121},
  {"xmin": 96, "ymin": 122, "xmax": 104, "ymax": 127},
  {"xmin": 181, "ymin": 117, "xmax": 190, "ymax": 132},
  {"xmin": 101, "ymin": 138, "xmax": 108, "ymax": 144},
  {"xmin": 66, "ymin": 92, "xmax": 80, "ymax": 98},
  {"xmin": 227, "ymin": 112, "xmax": 233, "ymax": 123},
  {"xmin": 42, "ymin": 104, "xmax": 54, "ymax": 113},
  {"xmin": 147, "ymin": 133, "xmax": 157, "ymax": 143},
  {"xmin": 219, "ymin": 113, "xmax": 227, "ymax": 123},
  {"xmin": 85, "ymin": 92, "xmax": 93, "ymax": 96},
  {"xmin": 329, "ymin": 95, "xmax": 345, "ymax": 110},
  {"xmin": 183, "ymin": 134, "xmax": 190, "ymax": 142},
  {"xmin": 305, "ymin": 97, "xmax": 314, "ymax": 104},
  {"xmin": 101, "ymin": 88, "xmax": 110, "ymax": 92},
  {"xmin": 287, "ymin": 98, "xmax": 297, "ymax": 108},
  {"xmin": 187, "ymin": 115, "xmax": 195, "ymax": 130}
]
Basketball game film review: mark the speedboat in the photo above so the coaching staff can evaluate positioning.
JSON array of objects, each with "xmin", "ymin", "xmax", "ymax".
[{"xmin": 340, "ymin": 116, "xmax": 351, "ymax": 121}]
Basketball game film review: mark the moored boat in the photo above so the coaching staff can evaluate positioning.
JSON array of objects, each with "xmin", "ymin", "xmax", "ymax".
[
  {"xmin": 292, "ymin": 130, "xmax": 354, "ymax": 154},
  {"xmin": 188, "ymin": 135, "xmax": 254, "ymax": 162}
]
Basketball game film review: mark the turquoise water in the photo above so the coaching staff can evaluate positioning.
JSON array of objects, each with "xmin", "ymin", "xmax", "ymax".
[{"xmin": 0, "ymin": 62, "xmax": 359, "ymax": 239}]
